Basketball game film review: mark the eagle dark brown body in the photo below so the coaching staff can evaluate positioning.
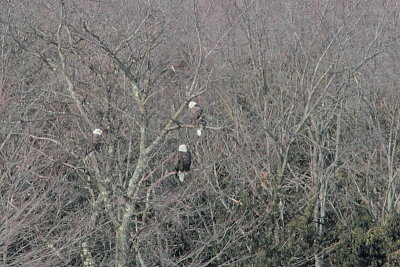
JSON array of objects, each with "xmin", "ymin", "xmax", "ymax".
[{"xmin": 189, "ymin": 105, "xmax": 203, "ymax": 124}]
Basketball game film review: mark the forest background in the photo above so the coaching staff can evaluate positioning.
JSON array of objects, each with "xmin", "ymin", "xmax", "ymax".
[{"xmin": 1, "ymin": 0, "xmax": 400, "ymax": 266}]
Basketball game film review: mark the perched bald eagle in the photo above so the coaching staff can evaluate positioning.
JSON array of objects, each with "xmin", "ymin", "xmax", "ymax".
[
  {"xmin": 84, "ymin": 128, "xmax": 103, "ymax": 158},
  {"xmin": 188, "ymin": 101, "xmax": 206, "ymax": 136},
  {"xmin": 92, "ymin": 128, "xmax": 103, "ymax": 151},
  {"xmin": 173, "ymin": 144, "xmax": 192, "ymax": 182}
]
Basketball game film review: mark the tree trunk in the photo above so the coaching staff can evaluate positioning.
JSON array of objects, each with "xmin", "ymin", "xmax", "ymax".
[{"xmin": 115, "ymin": 224, "xmax": 130, "ymax": 267}]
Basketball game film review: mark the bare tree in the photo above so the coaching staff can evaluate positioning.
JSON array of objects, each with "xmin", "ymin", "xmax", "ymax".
[{"xmin": 2, "ymin": 0, "xmax": 400, "ymax": 266}]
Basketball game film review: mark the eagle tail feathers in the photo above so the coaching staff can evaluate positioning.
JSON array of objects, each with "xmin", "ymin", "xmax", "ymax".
[{"xmin": 178, "ymin": 172, "xmax": 185, "ymax": 182}]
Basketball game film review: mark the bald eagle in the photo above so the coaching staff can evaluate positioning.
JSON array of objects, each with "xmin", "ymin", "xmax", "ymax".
[
  {"xmin": 188, "ymin": 101, "xmax": 206, "ymax": 136},
  {"xmin": 92, "ymin": 128, "xmax": 103, "ymax": 151},
  {"xmin": 84, "ymin": 128, "xmax": 103, "ymax": 157},
  {"xmin": 173, "ymin": 144, "xmax": 192, "ymax": 182}
]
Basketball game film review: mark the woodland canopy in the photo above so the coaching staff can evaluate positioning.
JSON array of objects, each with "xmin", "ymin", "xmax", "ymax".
[{"xmin": 1, "ymin": 0, "xmax": 399, "ymax": 266}]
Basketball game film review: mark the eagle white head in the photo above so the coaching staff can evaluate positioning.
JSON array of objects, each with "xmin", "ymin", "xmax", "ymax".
[
  {"xmin": 93, "ymin": 128, "xmax": 103, "ymax": 136},
  {"xmin": 178, "ymin": 144, "xmax": 188, "ymax": 152},
  {"xmin": 188, "ymin": 101, "xmax": 197, "ymax": 109}
]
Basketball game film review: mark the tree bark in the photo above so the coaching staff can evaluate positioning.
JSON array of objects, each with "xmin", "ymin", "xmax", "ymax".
[{"xmin": 115, "ymin": 219, "xmax": 130, "ymax": 267}]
